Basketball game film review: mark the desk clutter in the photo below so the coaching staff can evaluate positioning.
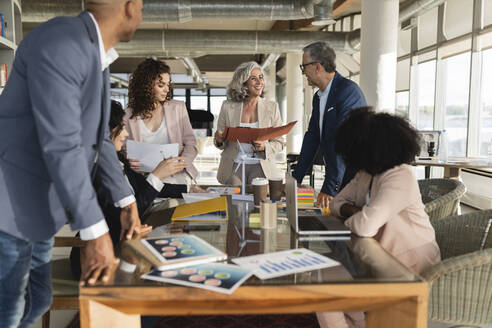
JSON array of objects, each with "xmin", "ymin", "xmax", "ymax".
[
  {"xmin": 135, "ymin": 186, "xmax": 342, "ymax": 294},
  {"xmin": 137, "ymin": 233, "xmax": 340, "ymax": 294}
]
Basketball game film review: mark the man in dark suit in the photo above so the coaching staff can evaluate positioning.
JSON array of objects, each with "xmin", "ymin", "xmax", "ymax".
[
  {"xmin": 0, "ymin": 1, "xmax": 143, "ymax": 326},
  {"xmin": 293, "ymin": 41, "xmax": 366, "ymax": 209}
]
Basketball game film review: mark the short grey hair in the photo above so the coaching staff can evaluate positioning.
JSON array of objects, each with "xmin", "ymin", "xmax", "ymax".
[
  {"xmin": 303, "ymin": 41, "xmax": 336, "ymax": 73},
  {"xmin": 227, "ymin": 61, "xmax": 265, "ymax": 102}
]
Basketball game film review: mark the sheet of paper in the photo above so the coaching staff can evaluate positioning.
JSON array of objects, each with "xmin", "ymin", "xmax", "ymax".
[
  {"xmin": 232, "ymin": 248, "xmax": 340, "ymax": 280},
  {"xmin": 126, "ymin": 140, "xmax": 179, "ymax": 172},
  {"xmin": 182, "ymin": 192, "xmax": 221, "ymax": 204}
]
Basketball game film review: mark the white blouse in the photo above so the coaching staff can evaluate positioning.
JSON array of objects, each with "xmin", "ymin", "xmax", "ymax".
[
  {"xmin": 139, "ymin": 116, "xmax": 170, "ymax": 145},
  {"xmin": 234, "ymin": 121, "xmax": 261, "ymax": 164}
]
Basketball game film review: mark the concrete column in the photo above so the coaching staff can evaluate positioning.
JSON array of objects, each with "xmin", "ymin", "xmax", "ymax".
[
  {"xmin": 286, "ymin": 52, "xmax": 304, "ymax": 154},
  {"xmin": 360, "ymin": 0, "xmax": 399, "ymax": 112},
  {"xmin": 264, "ymin": 65, "xmax": 277, "ymax": 103},
  {"xmin": 276, "ymin": 81, "xmax": 286, "ymax": 123}
]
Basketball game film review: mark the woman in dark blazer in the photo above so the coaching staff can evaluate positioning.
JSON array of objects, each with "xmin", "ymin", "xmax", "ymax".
[{"xmin": 70, "ymin": 101, "xmax": 188, "ymax": 278}]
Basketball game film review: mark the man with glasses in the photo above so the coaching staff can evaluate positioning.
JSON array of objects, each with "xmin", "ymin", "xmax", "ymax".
[{"xmin": 293, "ymin": 41, "xmax": 366, "ymax": 209}]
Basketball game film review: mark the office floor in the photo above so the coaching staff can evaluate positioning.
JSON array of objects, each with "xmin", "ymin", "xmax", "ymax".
[{"xmin": 30, "ymin": 159, "xmax": 488, "ymax": 328}]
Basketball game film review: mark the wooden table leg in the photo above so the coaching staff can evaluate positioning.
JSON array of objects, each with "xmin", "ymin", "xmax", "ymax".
[
  {"xmin": 80, "ymin": 299, "xmax": 141, "ymax": 328},
  {"xmin": 365, "ymin": 295, "xmax": 427, "ymax": 328}
]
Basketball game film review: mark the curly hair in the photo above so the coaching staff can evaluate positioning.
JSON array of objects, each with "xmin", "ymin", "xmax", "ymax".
[
  {"xmin": 334, "ymin": 107, "xmax": 421, "ymax": 176},
  {"xmin": 128, "ymin": 58, "xmax": 173, "ymax": 119},
  {"xmin": 226, "ymin": 61, "xmax": 265, "ymax": 102},
  {"xmin": 109, "ymin": 100, "xmax": 125, "ymax": 140}
]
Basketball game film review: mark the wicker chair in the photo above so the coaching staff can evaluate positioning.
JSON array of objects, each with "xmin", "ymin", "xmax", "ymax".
[
  {"xmin": 422, "ymin": 210, "xmax": 492, "ymax": 326},
  {"xmin": 418, "ymin": 178, "xmax": 466, "ymax": 222}
]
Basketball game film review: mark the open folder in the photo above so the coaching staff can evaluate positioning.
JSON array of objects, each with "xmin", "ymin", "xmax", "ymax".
[
  {"xmin": 223, "ymin": 121, "xmax": 297, "ymax": 143},
  {"xmin": 171, "ymin": 196, "xmax": 229, "ymax": 222}
]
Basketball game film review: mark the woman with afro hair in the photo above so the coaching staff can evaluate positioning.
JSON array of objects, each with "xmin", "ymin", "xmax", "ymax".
[{"xmin": 330, "ymin": 106, "xmax": 440, "ymax": 275}]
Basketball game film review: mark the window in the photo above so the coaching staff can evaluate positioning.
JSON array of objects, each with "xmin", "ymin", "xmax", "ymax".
[
  {"xmin": 485, "ymin": 0, "xmax": 492, "ymax": 27},
  {"xmin": 443, "ymin": 52, "xmax": 471, "ymax": 157},
  {"xmin": 444, "ymin": 0, "xmax": 473, "ymax": 39},
  {"xmin": 173, "ymin": 88, "xmax": 186, "ymax": 103},
  {"xmin": 396, "ymin": 91, "xmax": 409, "ymax": 118},
  {"xmin": 418, "ymin": 7, "xmax": 438, "ymax": 49},
  {"xmin": 398, "ymin": 29, "xmax": 411, "ymax": 57},
  {"xmin": 479, "ymin": 49, "xmax": 492, "ymax": 156},
  {"xmin": 209, "ymin": 88, "xmax": 227, "ymax": 132},
  {"xmin": 190, "ymin": 89, "xmax": 207, "ymax": 111},
  {"xmin": 417, "ymin": 60, "xmax": 436, "ymax": 130},
  {"xmin": 396, "ymin": 58, "xmax": 410, "ymax": 91}
]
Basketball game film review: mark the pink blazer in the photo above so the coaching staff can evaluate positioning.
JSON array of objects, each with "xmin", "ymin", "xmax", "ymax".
[
  {"xmin": 330, "ymin": 164, "xmax": 441, "ymax": 274},
  {"xmin": 124, "ymin": 100, "xmax": 198, "ymax": 179}
]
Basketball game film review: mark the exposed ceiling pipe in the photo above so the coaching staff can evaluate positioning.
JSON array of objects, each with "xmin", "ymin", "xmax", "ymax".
[
  {"xmin": 180, "ymin": 57, "xmax": 206, "ymax": 90},
  {"xmin": 115, "ymin": 29, "xmax": 361, "ymax": 57},
  {"xmin": 261, "ymin": 53, "xmax": 281, "ymax": 71},
  {"xmin": 312, "ymin": 0, "xmax": 336, "ymax": 26},
  {"xmin": 21, "ymin": 0, "xmax": 326, "ymax": 23},
  {"xmin": 399, "ymin": 0, "xmax": 447, "ymax": 23}
]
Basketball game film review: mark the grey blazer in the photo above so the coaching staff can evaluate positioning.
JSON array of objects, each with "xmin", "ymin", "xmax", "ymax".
[{"xmin": 0, "ymin": 12, "xmax": 133, "ymax": 241}]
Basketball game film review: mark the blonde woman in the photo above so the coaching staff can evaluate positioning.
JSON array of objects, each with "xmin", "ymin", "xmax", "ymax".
[{"xmin": 214, "ymin": 61, "xmax": 284, "ymax": 185}]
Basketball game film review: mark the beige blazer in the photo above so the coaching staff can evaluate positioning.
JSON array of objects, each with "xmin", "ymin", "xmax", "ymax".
[
  {"xmin": 215, "ymin": 98, "xmax": 284, "ymax": 184},
  {"xmin": 124, "ymin": 99, "xmax": 198, "ymax": 179},
  {"xmin": 330, "ymin": 164, "xmax": 441, "ymax": 274}
]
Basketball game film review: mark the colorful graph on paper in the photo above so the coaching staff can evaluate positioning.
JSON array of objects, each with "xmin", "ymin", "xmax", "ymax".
[{"xmin": 231, "ymin": 248, "xmax": 340, "ymax": 280}]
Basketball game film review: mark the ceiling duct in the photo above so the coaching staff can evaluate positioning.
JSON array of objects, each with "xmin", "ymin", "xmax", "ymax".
[
  {"xmin": 22, "ymin": 0, "xmax": 326, "ymax": 23},
  {"xmin": 261, "ymin": 53, "xmax": 280, "ymax": 71},
  {"xmin": 115, "ymin": 29, "xmax": 360, "ymax": 57},
  {"xmin": 399, "ymin": 0, "xmax": 447, "ymax": 23},
  {"xmin": 180, "ymin": 57, "xmax": 206, "ymax": 90},
  {"xmin": 312, "ymin": 0, "xmax": 335, "ymax": 26}
]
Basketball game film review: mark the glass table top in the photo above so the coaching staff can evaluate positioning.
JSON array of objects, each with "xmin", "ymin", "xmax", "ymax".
[{"xmin": 89, "ymin": 199, "xmax": 420, "ymax": 289}]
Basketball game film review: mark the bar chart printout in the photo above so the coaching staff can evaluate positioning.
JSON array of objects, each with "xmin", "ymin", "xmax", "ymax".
[{"xmin": 231, "ymin": 248, "xmax": 340, "ymax": 280}]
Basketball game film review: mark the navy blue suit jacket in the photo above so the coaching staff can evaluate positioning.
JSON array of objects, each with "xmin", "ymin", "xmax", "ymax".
[{"xmin": 293, "ymin": 72, "xmax": 366, "ymax": 196}]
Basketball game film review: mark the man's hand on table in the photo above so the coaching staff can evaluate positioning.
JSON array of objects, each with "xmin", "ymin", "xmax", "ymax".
[
  {"xmin": 80, "ymin": 232, "xmax": 119, "ymax": 286},
  {"xmin": 120, "ymin": 201, "xmax": 141, "ymax": 241}
]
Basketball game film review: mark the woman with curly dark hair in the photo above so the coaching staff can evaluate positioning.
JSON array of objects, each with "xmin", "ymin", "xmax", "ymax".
[
  {"xmin": 330, "ymin": 107, "xmax": 440, "ymax": 275},
  {"xmin": 124, "ymin": 58, "xmax": 198, "ymax": 186}
]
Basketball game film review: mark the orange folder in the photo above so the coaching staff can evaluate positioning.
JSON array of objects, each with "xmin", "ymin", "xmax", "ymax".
[{"xmin": 223, "ymin": 121, "xmax": 297, "ymax": 143}]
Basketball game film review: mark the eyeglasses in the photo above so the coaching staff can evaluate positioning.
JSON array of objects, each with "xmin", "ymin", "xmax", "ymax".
[{"xmin": 299, "ymin": 62, "xmax": 318, "ymax": 72}]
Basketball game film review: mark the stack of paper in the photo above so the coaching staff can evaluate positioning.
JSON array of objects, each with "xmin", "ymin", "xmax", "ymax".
[
  {"xmin": 297, "ymin": 187, "xmax": 315, "ymax": 206},
  {"xmin": 126, "ymin": 140, "xmax": 179, "ymax": 172}
]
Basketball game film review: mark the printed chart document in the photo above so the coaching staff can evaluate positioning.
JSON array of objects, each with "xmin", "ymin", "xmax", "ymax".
[
  {"xmin": 133, "ymin": 234, "xmax": 227, "ymax": 270},
  {"xmin": 223, "ymin": 121, "xmax": 297, "ymax": 143},
  {"xmin": 126, "ymin": 140, "xmax": 179, "ymax": 172},
  {"xmin": 141, "ymin": 262, "xmax": 252, "ymax": 294},
  {"xmin": 232, "ymin": 248, "xmax": 340, "ymax": 279}
]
